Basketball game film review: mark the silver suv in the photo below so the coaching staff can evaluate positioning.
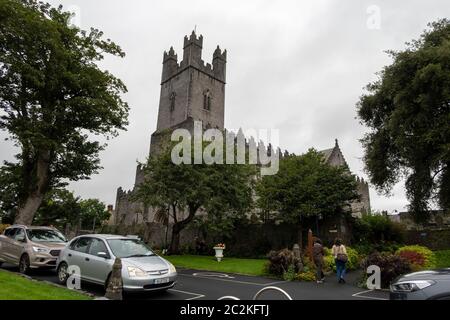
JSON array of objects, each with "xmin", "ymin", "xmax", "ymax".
[{"xmin": 0, "ymin": 225, "xmax": 67, "ymax": 274}]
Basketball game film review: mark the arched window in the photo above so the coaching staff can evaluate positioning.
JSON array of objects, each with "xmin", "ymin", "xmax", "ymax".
[
  {"xmin": 203, "ymin": 89, "xmax": 211, "ymax": 111},
  {"xmin": 170, "ymin": 92, "xmax": 176, "ymax": 112}
]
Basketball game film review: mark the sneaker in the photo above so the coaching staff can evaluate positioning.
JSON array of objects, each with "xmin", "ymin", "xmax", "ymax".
[
  {"xmin": 316, "ymin": 280, "xmax": 323, "ymax": 284},
  {"xmin": 341, "ymin": 278, "xmax": 346, "ymax": 284}
]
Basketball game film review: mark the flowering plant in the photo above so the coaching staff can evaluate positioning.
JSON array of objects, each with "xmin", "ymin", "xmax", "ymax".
[{"xmin": 214, "ymin": 243, "xmax": 226, "ymax": 249}]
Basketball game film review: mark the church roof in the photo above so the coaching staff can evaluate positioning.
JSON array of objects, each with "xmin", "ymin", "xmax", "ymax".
[
  {"xmin": 318, "ymin": 139, "xmax": 348, "ymax": 168},
  {"xmin": 319, "ymin": 147, "xmax": 335, "ymax": 162}
]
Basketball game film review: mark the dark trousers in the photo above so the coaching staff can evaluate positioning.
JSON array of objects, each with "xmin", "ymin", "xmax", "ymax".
[{"xmin": 314, "ymin": 259, "xmax": 324, "ymax": 281}]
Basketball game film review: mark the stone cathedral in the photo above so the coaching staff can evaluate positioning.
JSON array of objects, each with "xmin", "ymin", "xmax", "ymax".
[{"xmin": 112, "ymin": 31, "xmax": 370, "ymax": 226}]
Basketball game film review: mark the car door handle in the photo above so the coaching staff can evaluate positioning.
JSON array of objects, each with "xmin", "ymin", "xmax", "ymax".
[{"xmin": 85, "ymin": 257, "xmax": 90, "ymax": 262}]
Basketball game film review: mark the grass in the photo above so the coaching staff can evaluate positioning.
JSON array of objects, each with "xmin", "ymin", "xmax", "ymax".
[
  {"xmin": 435, "ymin": 250, "xmax": 450, "ymax": 269},
  {"xmin": 0, "ymin": 270, "xmax": 91, "ymax": 300},
  {"xmin": 164, "ymin": 255, "xmax": 268, "ymax": 276}
]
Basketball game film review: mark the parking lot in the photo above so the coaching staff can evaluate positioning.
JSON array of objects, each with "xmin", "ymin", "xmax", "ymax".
[{"xmin": 0, "ymin": 263, "xmax": 389, "ymax": 300}]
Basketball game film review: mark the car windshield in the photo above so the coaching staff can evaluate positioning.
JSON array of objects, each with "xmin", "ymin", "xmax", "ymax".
[
  {"xmin": 26, "ymin": 229, "xmax": 66, "ymax": 243},
  {"xmin": 107, "ymin": 239, "xmax": 155, "ymax": 258}
]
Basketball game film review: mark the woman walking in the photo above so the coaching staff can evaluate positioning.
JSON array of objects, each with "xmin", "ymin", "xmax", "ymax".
[
  {"xmin": 332, "ymin": 238, "xmax": 348, "ymax": 284},
  {"xmin": 313, "ymin": 238, "xmax": 325, "ymax": 284}
]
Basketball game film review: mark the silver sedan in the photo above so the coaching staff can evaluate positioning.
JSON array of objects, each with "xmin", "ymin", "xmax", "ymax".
[{"xmin": 57, "ymin": 234, "xmax": 177, "ymax": 292}]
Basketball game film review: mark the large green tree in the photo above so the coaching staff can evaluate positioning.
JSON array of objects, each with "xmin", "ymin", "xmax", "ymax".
[
  {"xmin": 256, "ymin": 150, "xmax": 359, "ymax": 244},
  {"xmin": 357, "ymin": 19, "xmax": 450, "ymax": 223},
  {"xmin": 33, "ymin": 189, "xmax": 82, "ymax": 229},
  {"xmin": 79, "ymin": 198, "xmax": 110, "ymax": 230},
  {"xmin": 0, "ymin": 0, "xmax": 129, "ymax": 225},
  {"xmin": 34, "ymin": 190, "xmax": 110, "ymax": 231},
  {"xmin": 134, "ymin": 143, "xmax": 256, "ymax": 254}
]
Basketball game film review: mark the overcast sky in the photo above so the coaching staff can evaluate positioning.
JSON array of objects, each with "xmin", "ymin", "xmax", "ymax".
[{"xmin": 1, "ymin": 0, "xmax": 449, "ymax": 213}]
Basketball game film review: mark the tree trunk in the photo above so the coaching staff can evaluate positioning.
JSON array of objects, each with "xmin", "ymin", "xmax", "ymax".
[
  {"xmin": 297, "ymin": 227, "xmax": 303, "ymax": 249},
  {"xmin": 168, "ymin": 205, "xmax": 198, "ymax": 255},
  {"xmin": 169, "ymin": 223, "xmax": 182, "ymax": 255},
  {"xmin": 14, "ymin": 150, "xmax": 51, "ymax": 226}
]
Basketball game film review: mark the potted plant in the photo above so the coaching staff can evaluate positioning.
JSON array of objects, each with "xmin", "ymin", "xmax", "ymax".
[{"xmin": 213, "ymin": 243, "xmax": 226, "ymax": 262}]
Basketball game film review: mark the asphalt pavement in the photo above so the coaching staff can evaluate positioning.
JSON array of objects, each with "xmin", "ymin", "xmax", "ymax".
[{"xmin": 0, "ymin": 263, "xmax": 389, "ymax": 300}]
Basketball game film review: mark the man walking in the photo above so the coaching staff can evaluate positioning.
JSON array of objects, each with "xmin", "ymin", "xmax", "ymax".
[{"xmin": 313, "ymin": 238, "xmax": 325, "ymax": 284}]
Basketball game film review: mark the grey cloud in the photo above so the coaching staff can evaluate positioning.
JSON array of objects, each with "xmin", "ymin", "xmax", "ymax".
[{"xmin": 1, "ymin": 0, "xmax": 449, "ymax": 213}]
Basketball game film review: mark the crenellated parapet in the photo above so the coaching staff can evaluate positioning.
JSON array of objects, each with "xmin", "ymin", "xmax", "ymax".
[{"xmin": 161, "ymin": 31, "xmax": 227, "ymax": 84}]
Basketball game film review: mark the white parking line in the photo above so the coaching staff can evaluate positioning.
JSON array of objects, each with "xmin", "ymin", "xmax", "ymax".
[
  {"xmin": 352, "ymin": 289, "xmax": 388, "ymax": 300},
  {"xmin": 179, "ymin": 273, "xmax": 287, "ymax": 287},
  {"xmin": 168, "ymin": 288, "xmax": 205, "ymax": 300}
]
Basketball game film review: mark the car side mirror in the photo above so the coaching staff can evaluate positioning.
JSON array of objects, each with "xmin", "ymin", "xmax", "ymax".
[
  {"xmin": 97, "ymin": 252, "xmax": 109, "ymax": 259},
  {"xmin": 16, "ymin": 236, "xmax": 26, "ymax": 243}
]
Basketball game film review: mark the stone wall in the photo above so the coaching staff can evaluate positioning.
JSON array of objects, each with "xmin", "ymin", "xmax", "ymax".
[
  {"xmin": 104, "ymin": 215, "xmax": 354, "ymax": 258},
  {"xmin": 405, "ymin": 229, "xmax": 450, "ymax": 250}
]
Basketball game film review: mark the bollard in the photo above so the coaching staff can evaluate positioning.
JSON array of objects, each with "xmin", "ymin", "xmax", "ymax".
[
  {"xmin": 292, "ymin": 243, "xmax": 304, "ymax": 272},
  {"xmin": 105, "ymin": 258, "xmax": 123, "ymax": 300}
]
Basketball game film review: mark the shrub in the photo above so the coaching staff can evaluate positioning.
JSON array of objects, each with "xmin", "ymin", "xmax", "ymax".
[
  {"xmin": 435, "ymin": 250, "xmax": 450, "ymax": 268},
  {"xmin": 0, "ymin": 224, "xmax": 10, "ymax": 234},
  {"xmin": 397, "ymin": 251, "xmax": 425, "ymax": 271},
  {"xmin": 396, "ymin": 245, "xmax": 437, "ymax": 270},
  {"xmin": 296, "ymin": 270, "xmax": 316, "ymax": 282},
  {"xmin": 352, "ymin": 242, "xmax": 402, "ymax": 255},
  {"xmin": 323, "ymin": 246, "xmax": 361, "ymax": 272},
  {"xmin": 352, "ymin": 214, "xmax": 406, "ymax": 244},
  {"xmin": 361, "ymin": 252, "xmax": 412, "ymax": 288},
  {"xmin": 301, "ymin": 255, "xmax": 316, "ymax": 273},
  {"xmin": 282, "ymin": 265, "xmax": 297, "ymax": 281},
  {"xmin": 267, "ymin": 249, "xmax": 301, "ymax": 276}
]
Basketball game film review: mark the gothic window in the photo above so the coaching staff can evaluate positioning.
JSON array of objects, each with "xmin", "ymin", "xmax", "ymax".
[
  {"xmin": 203, "ymin": 89, "xmax": 211, "ymax": 111},
  {"xmin": 170, "ymin": 92, "xmax": 176, "ymax": 112}
]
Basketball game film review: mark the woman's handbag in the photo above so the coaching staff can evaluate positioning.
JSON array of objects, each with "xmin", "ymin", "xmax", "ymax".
[{"xmin": 337, "ymin": 253, "xmax": 348, "ymax": 263}]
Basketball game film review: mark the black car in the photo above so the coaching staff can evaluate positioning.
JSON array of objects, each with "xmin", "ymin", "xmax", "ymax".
[{"xmin": 390, "ymin": 268, "xmax": 450, "ymax": 300}]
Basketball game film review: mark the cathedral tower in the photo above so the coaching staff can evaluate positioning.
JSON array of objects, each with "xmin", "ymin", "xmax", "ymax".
[{"xmin": 150, "ymin": 31, "xmax": 227, "ymax": 155}]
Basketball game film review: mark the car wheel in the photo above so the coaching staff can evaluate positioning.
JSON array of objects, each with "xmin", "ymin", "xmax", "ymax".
[
  {"xmin": 19, "ymin": 254, "xmax": 30, "ymax": 275},
  {"xmin": 57, "ymin": 262, "xmax": 69, "ymax": 285}
]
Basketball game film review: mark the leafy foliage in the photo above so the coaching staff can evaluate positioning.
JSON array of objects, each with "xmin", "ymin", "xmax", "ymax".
[
  {"xmin": 257, "ymin": 150, "xmax": 359, "ymax": 224},
  {"xmin": 396, "ymin": 245, "xmax": 437, "ymax": 270},
  {"xmin": 282, "ymin": 264, "xmax": 297, "ymax": 281},
  {"xmin": 296, "ymin": 270, "xmax": 316, "ymax": 282},
  {"xmin": 33, "ymin": 189, "xmax": 109, "ymax": 230},
  {"xmin": 33, "ymin": 189, "xmax": 81, "ymax": 228},
  {"xmin": 323, "ymin": 247, "xmax": 361, "ymax": 272},
  {"xmin": 0, "ymin": 0, "xmax": 129, "ymax": 224},
  {"xmin": 352, "ymin": 213, "xmax": 406, "ymax": 245},
  {"xmin": 266, "ymin": 248, "xmax": 301, "ymax": 276},
  {"xmin": 361, "ymin": 252, "xmax": 412, "ymax": 288},
  {"xmin": 356, "ymin": 19, "xmax": 450, "ymax": 223},
  {"xmin": 134, "ymin": 141, "xmax": 256, "ymax": 254}
]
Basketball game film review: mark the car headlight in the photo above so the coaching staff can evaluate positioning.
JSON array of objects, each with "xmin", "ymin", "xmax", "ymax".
[
  {"xmin": 127, "ymin": 266, "xmax": 147, "ymax": 278},
  {"xmin": 32, "ymin": 246, "xmax": 50, "ymax": 254},
  {"xmin": 168, "ymin": 263, "xmax": 177, "ymax": 274},
  {"xmin": 391, "ymin": 280, "xmax": 436, "ymax": 292}
]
